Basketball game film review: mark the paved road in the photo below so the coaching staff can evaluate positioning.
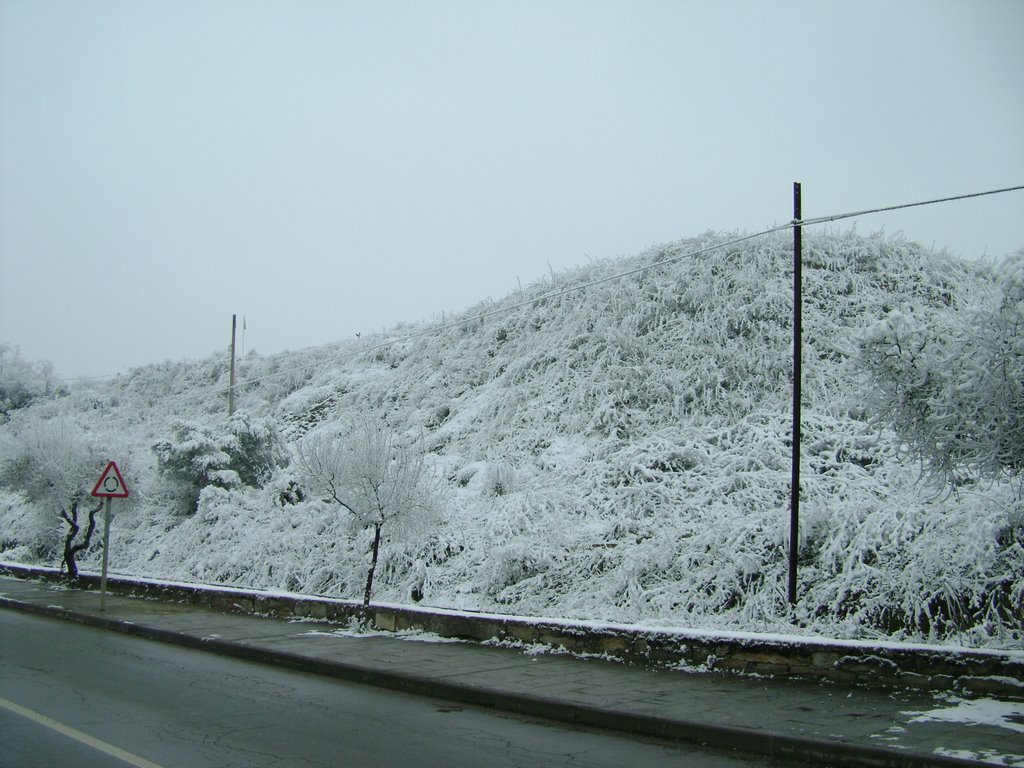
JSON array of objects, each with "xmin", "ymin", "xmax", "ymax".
[{"xmin": 0, "ymin": 610, "xmax": 792, "ymax": 768}]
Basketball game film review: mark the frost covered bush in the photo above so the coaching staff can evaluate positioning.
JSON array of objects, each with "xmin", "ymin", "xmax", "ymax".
[
  {"xmin": 293, "ymin": 417, "xmax": 444, "ymax": 606},
  {"xmin": 153, "ymin": 412, "xmax": 285, "ymax": 513},
  {"xmin": 0, "ymin": 345, "xmax": 61, "ymax": 422},
  {"xmin": 0, "ymin": 416, "xmax": 110, "ymax": 578},
  {"xmin": 855, "ymin": 248, "xmax": 1024, "ymax": 491},
  {"xmin": 847, "ymin": 248, "xmax": 1024, "ymax": 641},
  {"xmin": 798, "ymin": 481, "xmax": 1024, "ymax": 644},
  {"xmin": 483, "ymin": 462, "xmax": 516, "ymax": 496},
  {"xmin": 3, "ymin": 231, "xmax": 1021, "ymax": 648}
]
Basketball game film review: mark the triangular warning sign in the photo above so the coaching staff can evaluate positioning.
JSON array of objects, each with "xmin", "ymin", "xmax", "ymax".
[{"xmin": 91, "ymin": 461, "xmax": 129, "ymax": 498}]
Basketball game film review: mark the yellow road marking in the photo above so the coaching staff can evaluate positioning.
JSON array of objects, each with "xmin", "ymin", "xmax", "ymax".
[{"xmin": 0, "ymin": 696, "xmax": 167, "ymax": 768}]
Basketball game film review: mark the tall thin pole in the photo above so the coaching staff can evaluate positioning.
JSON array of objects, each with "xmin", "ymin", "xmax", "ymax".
[
  {"xmin": 789, "ymin": 182, "xmax": 803, "ymax": 605},
  {"xmin": 99, "ymin": 497, "xmax": 111, "ymax": 611},
  {"xmin": 228, "ymin": 314, "xmax": 237, "ymax": 416}
]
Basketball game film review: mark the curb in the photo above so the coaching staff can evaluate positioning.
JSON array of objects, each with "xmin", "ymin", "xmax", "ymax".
[
  {"xmin": 4, "ymin": 562, "xmax": 1020, "ymax": 702},
  {"xmin": 0, "ymin": 594, "xmax": 992, "ymax": 768}
]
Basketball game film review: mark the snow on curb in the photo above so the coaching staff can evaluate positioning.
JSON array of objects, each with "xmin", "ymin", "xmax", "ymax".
[{"xmin": 4, "ymin": 561, "xmax": 1022, "ymax": 700}]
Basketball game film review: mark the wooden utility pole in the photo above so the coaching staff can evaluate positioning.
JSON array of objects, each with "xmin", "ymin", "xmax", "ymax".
[
  {"xmin": 789, "ymin": 182, "xmax": 803, "ymax": 605},
  {"xmin": 228, "ymin": 314, "xmax": 237, "ymax": 416}
]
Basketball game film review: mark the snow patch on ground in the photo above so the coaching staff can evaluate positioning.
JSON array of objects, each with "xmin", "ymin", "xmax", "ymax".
[
  {"xmin": 932, "ymin": 748, "xmax": 1024, "ymax": 767},
  {"xmin": 904, "ymin": 698, "xmax": 1024, "ymax": 734},
  {"xmin": 299, "ymin": 620, "xmax": 466, "ymax": 644}
]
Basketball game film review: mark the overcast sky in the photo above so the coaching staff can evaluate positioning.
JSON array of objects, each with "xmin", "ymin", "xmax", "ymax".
[{"xmin": 2, "ymin": 0, "xmax": 1022, "ymax": 379}]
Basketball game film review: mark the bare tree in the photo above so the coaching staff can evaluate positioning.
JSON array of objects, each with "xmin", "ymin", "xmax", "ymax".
[
  {"xmin": 294, "ymin": 418, "xmax": 442, "ymax": 606},
  {"xmin": 0, "ymin": 418, "xmax": 106, "ymax": 579}
]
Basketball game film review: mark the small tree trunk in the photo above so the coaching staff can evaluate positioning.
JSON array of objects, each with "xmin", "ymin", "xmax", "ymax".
[
  {"xmin": 61, "ymin": 503, "xmax": 81, "ymax": 580},
  {"xmin": 61, "ymin": 500, "xmax": 102, "ymax": 582},
  {"xmin": 362, "ymin": 523, "xmax": 383, "ymax": 607}
]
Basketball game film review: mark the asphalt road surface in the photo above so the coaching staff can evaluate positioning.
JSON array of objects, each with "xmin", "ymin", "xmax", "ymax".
[{"xmin": 0, "ymin": 609, "xmax": 790, "ymax": 767}]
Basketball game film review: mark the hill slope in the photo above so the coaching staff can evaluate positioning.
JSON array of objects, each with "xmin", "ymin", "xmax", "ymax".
[{"xmin": 2, "ymin": 231, "xmax": 1020, "ymax": 648}]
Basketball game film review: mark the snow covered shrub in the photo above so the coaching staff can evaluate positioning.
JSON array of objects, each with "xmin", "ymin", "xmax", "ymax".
[
  {"xmin": 9, "ymin": 230, "xmax": 1021, "ymax": 647},
  {"xmin": 840, "ymin": 248, "xmax": 1024, "ymax": 639},
  {"xmin": 293, "ymin": 417, "xmax": 445, "ymax": 606},
  {"xmin": 152, "ymin": 412, "xmax": 285, "ymax": 513},
  {"xmin": 483, "ymin": 541, "xmax": 556, "ymax": 601},
  {"xmin": 0, "ymin": 345, "xmax": 61, "ymax": 422},
  {"xmin": 483, "ymin": 462, "xmax": 516, "ymax": 496},
  {"xmin": 0, "ymin": 416, "xmax": 110, "ymax": 578},
  {"xmin": 797, "ymin": 483, "xmax": 1024, "ymax": 644},
  {"xmin": 268, "ymin": 471, "xmax": 306, "ymax": 507},
  {"xmin": 855, "ymin": 248, "xmax": 1024, "ymax": 492}
]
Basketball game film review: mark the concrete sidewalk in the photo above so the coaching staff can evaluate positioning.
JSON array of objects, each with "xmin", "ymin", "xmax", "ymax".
[{"xmin": 1, "ymin": 575, "xmax": 1020, "ymax": 768}]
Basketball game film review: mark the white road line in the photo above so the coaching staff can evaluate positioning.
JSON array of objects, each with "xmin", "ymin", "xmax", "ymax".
[{"xmin": 0, "ymin": 696, "xmax": 167, "ymax": 768}]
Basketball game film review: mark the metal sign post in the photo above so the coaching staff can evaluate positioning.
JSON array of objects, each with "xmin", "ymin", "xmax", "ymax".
[
  {"xmin": 100, "ymin": 497, "xmax": 112, "ymax": 610},
  {"xmin": 90, "ymin": 461, "xmax": 129, "ymax": 612}
]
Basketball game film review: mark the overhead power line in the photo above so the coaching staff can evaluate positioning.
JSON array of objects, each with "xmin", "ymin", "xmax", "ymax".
[
  {"xmin": 796, "ymin": 184, "xmax": 1024, "ymax": 228},
  {"xmin": 158, "ymin": 182, "xmax": 1024, "ymax": 406}
]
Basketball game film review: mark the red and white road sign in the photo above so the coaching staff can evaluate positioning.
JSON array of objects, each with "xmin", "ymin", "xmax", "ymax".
[{"xmin": 91, "ymin": 461, "xmax": 129, "ymax": 499}]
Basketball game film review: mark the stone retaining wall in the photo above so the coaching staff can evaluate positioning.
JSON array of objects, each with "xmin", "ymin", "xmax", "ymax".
[{"xmin": 4, "ymin": 563, "xmax": 1021, "ymax": 700}]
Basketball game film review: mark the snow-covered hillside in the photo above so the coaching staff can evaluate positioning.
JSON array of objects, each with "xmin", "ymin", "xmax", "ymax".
[{"xmin": 2, "ymin": 231, "xmax": 1021, "ymax": 648}]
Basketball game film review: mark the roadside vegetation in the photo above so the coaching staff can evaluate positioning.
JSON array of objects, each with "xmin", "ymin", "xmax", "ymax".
[{"xmin": 0, "ymin": 231, "xmax": 1020, "ymax": 647}]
